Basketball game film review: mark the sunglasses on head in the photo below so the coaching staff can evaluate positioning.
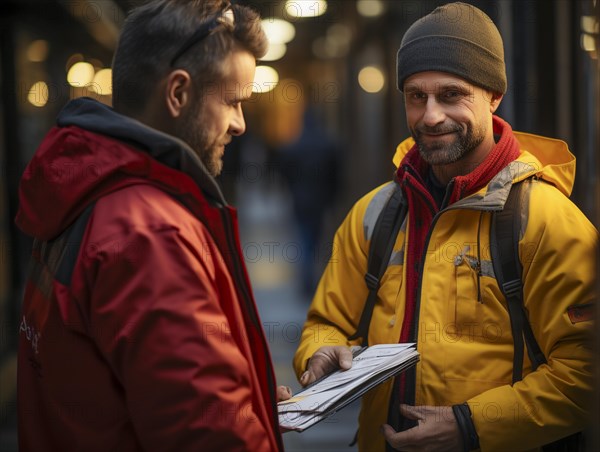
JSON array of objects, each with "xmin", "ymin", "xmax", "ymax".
[{"xmin": 170, "ymin": 2, "xmax": 235, "ymax": 67}]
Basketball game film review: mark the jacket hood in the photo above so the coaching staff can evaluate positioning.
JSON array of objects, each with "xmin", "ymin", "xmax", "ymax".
[
  {"xmin": 393, "ymin": 115, "xmax": 576, "ymax": 197},
  {"xmin": 17, "ymin": 97, "xmax": 227, "ymax": 240}
]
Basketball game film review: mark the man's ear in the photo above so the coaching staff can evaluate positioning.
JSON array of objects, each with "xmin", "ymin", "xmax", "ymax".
[
  {"xmin": 165, "ymin": 69, "xmax": 192, "ymax": 118},
  {"xmin": 490, "ymin": 92, "xmax": 503, "ymax": 113}
]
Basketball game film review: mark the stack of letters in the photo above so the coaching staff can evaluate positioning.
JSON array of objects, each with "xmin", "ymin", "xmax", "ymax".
[{"xmin": 279, "ymin": 343, "xmax": 420, "ymax": 431}]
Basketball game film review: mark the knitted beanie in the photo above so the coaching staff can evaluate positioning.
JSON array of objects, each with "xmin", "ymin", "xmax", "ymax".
[{"xmin": 397, "ymin": 2, "xmax": 506, "ymax": 94}]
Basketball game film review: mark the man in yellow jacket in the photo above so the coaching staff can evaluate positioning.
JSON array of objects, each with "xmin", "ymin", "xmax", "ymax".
[{"xmin": 293, "ymin": 2, "xmax": 597, "ymax": 451}]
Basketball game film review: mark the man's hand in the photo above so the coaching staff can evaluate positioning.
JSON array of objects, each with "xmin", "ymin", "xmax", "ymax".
[
  {"xmin": 276, "ymin": 385, "xmax": 293, "ymax": 402},
  {"xmin": 381, "ymin": 404, "xmax": 463, "ymax": 452},
  {"xmin": 299, "ymin": 346, "xmax": 354, "ymax": 386},
  {"xmin": 276, "ymin": 386, "xmax": 294, "ymax": 434}
]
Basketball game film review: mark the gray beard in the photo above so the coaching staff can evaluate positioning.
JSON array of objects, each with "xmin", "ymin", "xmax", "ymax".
[{"xmin": 413, "ymin": 122, "xmax": 486, "ymax": 166}]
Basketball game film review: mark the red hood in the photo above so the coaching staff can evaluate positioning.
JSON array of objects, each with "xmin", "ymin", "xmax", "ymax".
[{"xmin": 16, "ymin": 98, "xmax": 224, "ymax": 240}]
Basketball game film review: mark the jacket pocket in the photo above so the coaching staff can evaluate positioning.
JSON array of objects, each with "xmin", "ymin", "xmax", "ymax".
[
  {"xmin": 375, "ymin": 260, "xmax": 404, "ymax": 336},
  {"xmin": 453, "ymin": 247, "xmax": 487, "ymax": 337},
  {"xmin": 454, "ymin": 249, "xmax": 511, "ymax": 342}
]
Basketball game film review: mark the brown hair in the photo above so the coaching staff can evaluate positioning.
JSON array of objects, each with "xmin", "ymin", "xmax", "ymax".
[{"xmin": 112, "ymin": 0, "xmax": 267, "ymax": 114}]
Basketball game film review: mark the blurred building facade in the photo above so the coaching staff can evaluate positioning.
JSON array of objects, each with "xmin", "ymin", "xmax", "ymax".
[{"xmin": 1, "ymin": 1, "xmax": 599, "ymax": 450}]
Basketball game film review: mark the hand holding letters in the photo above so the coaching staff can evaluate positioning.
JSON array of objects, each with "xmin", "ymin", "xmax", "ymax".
[{"xmin": 279, "ymin": 343, "xmax": 419, "ymax": 432}]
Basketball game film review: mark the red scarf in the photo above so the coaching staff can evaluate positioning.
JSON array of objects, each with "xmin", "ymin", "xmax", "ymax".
[{"xmin": 396, "ymin": 114, "xmax": 520, "ymax": 369}]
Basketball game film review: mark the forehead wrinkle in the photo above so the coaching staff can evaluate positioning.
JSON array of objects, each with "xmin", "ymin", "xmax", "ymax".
[{"xmin": 404, "ymin": 81, "xmax": 471, "ymax": 94}]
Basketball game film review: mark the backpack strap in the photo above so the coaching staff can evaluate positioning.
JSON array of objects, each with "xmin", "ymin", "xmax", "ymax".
[
  {"xmin": 349, "ymin": 182, "xmax": 407, "ymax": 346},
  {"xmin": 490, "ymin": 179, "xmax": 547, "ymax": 384}
]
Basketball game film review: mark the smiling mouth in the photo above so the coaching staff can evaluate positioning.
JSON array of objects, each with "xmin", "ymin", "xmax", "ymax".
[{"xmin": 422, "ymin": 131, "xmax": 455, "ymax": 138}]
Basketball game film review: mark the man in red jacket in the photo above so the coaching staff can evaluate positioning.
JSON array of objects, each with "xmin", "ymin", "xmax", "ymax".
[{"xmin": 16, "ymin": 1, "xmax": 289, "ymax": 450}]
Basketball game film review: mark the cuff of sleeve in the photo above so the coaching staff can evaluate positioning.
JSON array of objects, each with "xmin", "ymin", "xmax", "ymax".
[{"xmin": 452, "ymin": 403, "xmax": 480, "ymax": 452}]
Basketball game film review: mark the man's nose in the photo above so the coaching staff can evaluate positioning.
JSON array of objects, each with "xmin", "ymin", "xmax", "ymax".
[
  {"xmin": 422, "ymin": 97, "xmax": 446, "ymax": 127},
  {"xmin": 229, "ymin": 104, "xmax": 246, "ymax": 136}
]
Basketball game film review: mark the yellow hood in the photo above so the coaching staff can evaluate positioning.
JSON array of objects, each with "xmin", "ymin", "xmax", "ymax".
[{"xmin": 392, "ymin": 131, "xmax": 576, "ymax": 197}]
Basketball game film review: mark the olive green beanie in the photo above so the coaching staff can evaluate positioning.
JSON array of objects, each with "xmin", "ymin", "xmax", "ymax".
[{"xmin": 397, "ymin": 2, "xmax": 506, "ymax": 94}]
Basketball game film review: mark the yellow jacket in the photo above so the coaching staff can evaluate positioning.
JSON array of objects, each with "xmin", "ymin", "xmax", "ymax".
[{"xmin": 294, "ymin": 130, "xmax": 597, "ymax": 451}]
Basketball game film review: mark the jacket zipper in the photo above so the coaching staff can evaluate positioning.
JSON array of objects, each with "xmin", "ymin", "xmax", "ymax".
[
  {"xmin": 217, "ymin": 207, "xmax": 283, "ymax": 450},
  {"xmin": 399, "ymin": 171, "xmax": 528, "ymax": 412},
  {"xmin": 218, "ymin": 208, "xmax": 260, "ymax": 326},
  {"xmin": 403, "ymin": 165, "xmax": 438, "ymax": 214},
  {"xmin": 396, "ymin": 177, "xmax": 439, "ymax": 415},
  {"xmin": 402, "ymin": 174, "xmax": 438, "ymax": 342},
  {"xmin": 399, "ymin": 175, "xmax": 458, "ymax": 419}
]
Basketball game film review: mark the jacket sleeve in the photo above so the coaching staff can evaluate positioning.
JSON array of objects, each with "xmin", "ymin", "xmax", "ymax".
[
  {"xmin": 80, "ymin": 221, "xmax": 271, "ymax": 451},
  {"xmin": 293, "ymin": 193, "xmax": 372, "ymax": 378},
  {"xmin": 467, "ymin": 182, "xmax": 597, "ymax": 450}
]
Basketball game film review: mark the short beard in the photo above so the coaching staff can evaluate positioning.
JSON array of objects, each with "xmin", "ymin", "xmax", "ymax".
[
  {"xmin": 412, "ymin": 121, "xmax": 486, "ymax": 166},
  {"xmin": 175, "ymin": 103, "xmax": 223, "ymax": 177}
]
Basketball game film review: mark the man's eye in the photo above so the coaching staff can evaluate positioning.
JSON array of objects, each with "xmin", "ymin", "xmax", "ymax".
[
  {"xmin": 409, "ymin": 93, "xmax": 427, "ymax": 101},
  {"xmin": 443, "ymin": 91, "xmax": 463, "ymax": 100}
]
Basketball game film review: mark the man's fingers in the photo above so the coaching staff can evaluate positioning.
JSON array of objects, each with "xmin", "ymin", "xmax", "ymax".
[
  {"xmin": 383, "ymin": 406, "xmax": 462, "ymax": 451},
  {"xmin": 337, "ymin": 347, "xmax": 353, "ymax": 370},
  {"xmin": 381, "ymin": 423, "xmax": 418, "ymax": 450},
  {"xmin": 300, "ymin": 371, "xmax": 313, "ymax": 386},
  {"xmin": 400, "ymin": 404, "xmax": 423, "ymax": 421},
  {"xmin": 301, "ymin": 346, "xmax": 355, "ymax": 387},
  {"xmin": 276, "ymin": 385, "xmax": 293, "ymax": 401},
  {"xmin": 302, "ymin": 354, "xmax": 329, "ymax": 385},
  {"xmin": 380, "ymin": 423, "xmax": 397, "ymax": 440}
]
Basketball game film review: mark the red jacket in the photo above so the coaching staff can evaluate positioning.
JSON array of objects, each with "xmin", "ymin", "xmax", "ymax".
[{"xmin": 16, "ymin": 97, "xmax": 283, "ymax": 451}]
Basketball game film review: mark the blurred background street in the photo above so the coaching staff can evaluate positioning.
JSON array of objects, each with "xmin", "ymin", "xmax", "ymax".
[{"xmin": 236, "ymin": 170, "xmax": 360, "ymax": 451}]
